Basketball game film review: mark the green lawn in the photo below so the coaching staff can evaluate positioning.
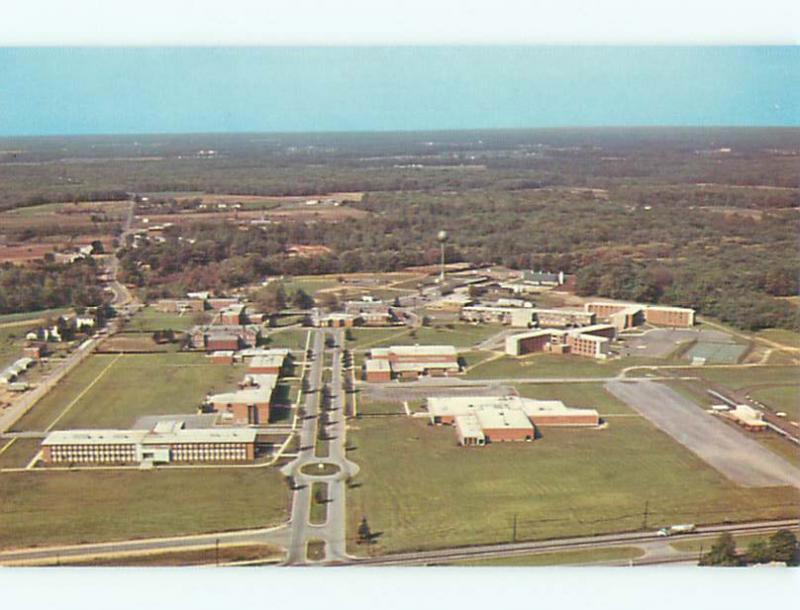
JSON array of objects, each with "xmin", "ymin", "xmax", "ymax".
[
  {"xmin": 309, "ymin": 482, "xmax": 329, "ymax": 525},
  {"xmin": 125, "ymin": 307, "xmax": 197, "ymax": 332},
  {"xmin": 346, "ymin": 417, "xmax": 800, "ymax": 555},
  {"xmin": 0, "ymin": 438, "xmax": 42, "ymax": 469},
  {"xmin": 345, "ymin": 328, "xmax": 412, "ymax": 350},
  {"xmin": 464, "ymin": 354, "xmax": 652, "ymax": 379},
  {"xmin": 461, "ymin": 350, "xmax": 496, "ymax": 370},
  {"xmin": 756, "ymin": 329, "xmax": 800, "ymax": 349},
  {"xmin": 279, "ymin": 277, "xmax": 340, "ymax": 297},
  {"xmin": 362, "ymin": 323, "xmax": 505, "ymax": 350},
  {"xmin": 450, "ymin": 546, "xmax": 645, "ymax": 566},
  {"xmin": 13, "ymin": 353, "xmax": 245, "ymax": 431},
  {"xmin": 750, "ymin": 385, "xmax": 800, "ymax": 420},
  {"xmin": 0, "ymin": 469, "xmax": 288, "ymax": 549},
  {"xmin": 263, "ymin": 329, "xmax": 310, "ymax": 350},
  {"xmin": 0, "ymin": 325, "xmax": 25, "ymax": 368},
  {"xmin": 514, "ymin": 382, "xmax": 636, "ymax": 416},
  {"xmin": 355, "ymin": 396, "xmax": 407, "ymax": 415},
  {"xmin": 0, "ymin": 308, "xmax": 71, "ymax": 325}
]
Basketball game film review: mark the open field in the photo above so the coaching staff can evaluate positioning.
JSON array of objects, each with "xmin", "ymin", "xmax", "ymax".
[
  {"xmin": 264, "ymin": 329, "xmax": 309, "ymax": 350},
  {"xmin": 53, "ymin": 543, "xmax": 284, "ymax": 567},
  {"xmin": 0, "ymin": 469, "xmax": 288, "ymax": 550},
  {"xmin": 515, "ymin": 382, "xmax": 636, "ymax": 416},
  {"xmin": 756, "ymin": 329, "xmax": 800, "ymax": 349},
  {"xmin": 449, "ymin": 546, "xmax": 646, "ymax": 567},
  {"xmin": 12, "ymin": 353, "xmax": 244, "ymax": 431},
  {"xmin": 0, "ymin": 308, "xmax": 72, "ymax": 326},
  {"xmin": 125, "ymin": 307, "xmax": 198, "ymax": 332},
  {"xmin": 345, "ymin": 327, "xmax": 411, "ymax": 350},
  {"xmin": 750, "ymin": 385, "xmax": 800, "ymax": 421},
  {"xmin": 362, "ymin": 323, "xmax": 505, "ymax": 350},
  {"xmin": 98, "ymin": 333, "xmax": 183, "ymax": 353},
  {"xmin": 464, "ymin": 354, "xmax": 663, "ymax": 379},
  {"xmin": 355, "ymin": 395, "xmax": 407, "ymax": 415},
  {"xmin": 0, "ymin": 438, "xmax": 41, "ymax": 469},
  {"xmin": 278, "ymin": 277, "xmax": 340, "ymax": 297},
  {"xmin": 346, "ymin": 416, "xmax": 800, "ymax": 555}
]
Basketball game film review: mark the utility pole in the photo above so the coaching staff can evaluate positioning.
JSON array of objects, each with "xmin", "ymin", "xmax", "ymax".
[
  {"xmin": 512, "ymin": 513, "xmax": 518, "ymax": 543},
  {"xmin": 642, "ymin": 500, "xmax": 650, "ymax": 531},
  {"xmin": 215, "ymin": 537, "xmax": 220, "ymax": 567}
]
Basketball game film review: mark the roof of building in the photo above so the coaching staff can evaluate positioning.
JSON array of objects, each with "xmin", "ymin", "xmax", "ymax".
[
  {"xmin": 42, "ymin": 429, "xmax": 149, "ymax": 446},
  {"xmin": 208, "ymin": 350, "xmax": 235, "ymax": 357},
  {"xmin": 390, "ymin": 360, "xmax": 459, "ymax": 372},
  {"xmin": 239, "ymin": 347, "xmax": 290, "ymax": 358},
  {"xmin": 474, "ymin": 406, "xmax": 534, "ymax": 431},
  {"xmin": 454, "ymin": 414, "xmax": 485, "ymax": 440},
  {"xmin": 42, "ymin": 425, "xmax": 257, "ymax": 447},
  {"xmin": 519, "ymin": 399, "xmax": 599, "ymax": 419},
  {"xmin": 249, "ymin": 353, "xmax": 287, "ymax": 370},
  {"xmin": 365, "ymin": 359, "xmax": 391, "ymax": 372},
  {"xmin": 522, "ymin": 270, "xmax": 562, "ymax": 283},
  {"xmin": 427, "ymin": 395, "xmax": 523, "ymax": 418},
  {"xmin": 370, "ymin": 345, "xmax": 457, "ymax": 358},
  {"xmin": 729, "ymin": 404, "xmax": 765, "ymax": 426}
]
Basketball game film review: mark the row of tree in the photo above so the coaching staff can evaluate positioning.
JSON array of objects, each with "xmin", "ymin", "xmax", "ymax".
[{"xmin": 700, "ymin": 529, "xmax": 799, "ymax": 567}]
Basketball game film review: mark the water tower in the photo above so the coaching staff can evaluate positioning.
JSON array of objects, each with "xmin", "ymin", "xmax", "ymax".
[{"xmin": 437, "ymin": 230, "xmax": 448, "ymax": 283}]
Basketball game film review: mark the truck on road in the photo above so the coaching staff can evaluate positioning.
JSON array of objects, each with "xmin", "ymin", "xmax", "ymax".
[{"xmin": 657, "ymin": 524, "xmax": 696, "ymax": 536}]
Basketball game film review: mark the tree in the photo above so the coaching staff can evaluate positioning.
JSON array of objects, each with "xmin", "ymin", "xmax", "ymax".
[
  {"xmin": 90, "ymin": 240, "xmax": 104, "ymax": 254},
  {"xmin": 319, "ymin": 292, "xmax": 339, "ymax": 311},
  {"xmin": 357, "ymin": 517, "xmax": 372, "ymax": 543},
  {"xmin": 744, "ymin": 540, "xmax": 772, "ymax": 565},
  {"xmin": 255, "ymin": 283, "xmax": 287, "ymax": 314},
  {"xmin": 292, "ymin": 288, "xmax": 315, "ymax": 310},
  {"xmin": 699, "ymin": 533, "xmax": 741, "ymax": 566},
  {"xmin": 768, "ymin": 529, "xmax": 799, "ymax": 565}
]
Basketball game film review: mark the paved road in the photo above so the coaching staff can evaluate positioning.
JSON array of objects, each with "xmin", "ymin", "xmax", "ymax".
[
  {"xmin": 281, "ymin": 329, "xmax": 359, "ymax": 564},
  {"xmin": 607, "ymin": 379, "xmax": 800, "ymax": 489}
]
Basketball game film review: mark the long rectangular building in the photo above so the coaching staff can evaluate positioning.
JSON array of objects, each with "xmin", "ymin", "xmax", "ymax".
[
  {"xmin": 505, "ymin": 324, "xmax": 616, "ymax": 359},
  {"xmin": 41, "ymin": 421, "xmax": 257, "ymax": 465},
  {"xmin": 365, "ymin": 345, "xmax": 460, "ymax": 381},
  {"xmin": 585, "ymin": 301, "xmax": 694, "ymax": 329},
  {"xmin": 427, "ymin": 395, "xmax": 599, "ymax": 447}
]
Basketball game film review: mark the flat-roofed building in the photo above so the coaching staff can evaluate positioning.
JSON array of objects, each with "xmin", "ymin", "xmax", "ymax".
[
  {"xmin": 207, "ymin": 297, "xmax": 241, "ymax": 311},
  {"xmin": 505, "ymin": 330, "xmax": 552, "ymax": 356},
  {"xmin": 534, "ymin": 308, "xmax": 596, "ymax": 328},
  {"xmin": 207, "ymin": 373, "xmax": 278, "ymax": 425},
  {"xmin": 248, "ymin": 352, "xmax": 288, "ymax": 375},
  {"xmin": 41, "ymin": 423, "xmax": 257, "ymax": 465},
  {"xmin": 366, "ymin": 344, "xmax": 460, "ymax": 381},
  {"xmin": 644, "ymin": 305, "xmax": 695, "ymax": 328},
  {"xmin": 473, "ymin": 406, "xmax": 534, "ymax": 442},
  {"xmin": 461, "ymin": 305, "xmax": 517, "ymax": 325},
  {"xmin": 208, "ymin": 350, "xmax": 235, "ymax": 365},
  {"xmin": 505, "ymin": 325, "xmax": 613, "ymax": 359},
  {"xmin": 519, "ymin": 400, "xmax": 600, "ymax": 427},
  {"xmin": 192, "ymin": 324, "xmax": 262, "ymax": 351},
  {"xmin": 219, "ymin": 304, "xmax": 247, "ymax": 325},
  {"xmin": 314, "ymin": 312, "xmax": 358, "ymax": 328},
  {"xmin": 364, "ymin": 358, "xmax": 392, "ymax": 382},
  {"xmin": 454, "ymin": 414, "xmax": 486, "ymax": 447},
  {"xmin": 344, "ymin": 299, "xmax": 399, "ymax": 326},
  {"xmin": 155, "ymin": 298, "xmax": 206, "ymax": 313}
]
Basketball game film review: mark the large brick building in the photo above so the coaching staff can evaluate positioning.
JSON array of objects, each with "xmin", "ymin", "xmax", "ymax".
[
  {"xmin": 427, "ymin": 395, "xmax": 599, "ymax": 447},
  {"xmin": 505, "ymin": 324, "xmax": 616, "ymax": 360},
  {"xmin": 364, "ymin": 345, "xmax": 460, "ymax": 381},
  {"xmin": 585, "ymin": 301, "xmax": 695, "ymax": 329},
  {"xmin": 41, "ymin": 421, "xmax": 257, "ymax": 465},
  {"xmin": 206, "ymin": 373, "xmax": 279, "ymax": 425}
]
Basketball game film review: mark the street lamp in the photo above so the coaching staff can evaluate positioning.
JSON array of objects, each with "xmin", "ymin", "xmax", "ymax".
[{"xmin": 436, "ymin": 230, "xmax": 448, "ymax": 283}]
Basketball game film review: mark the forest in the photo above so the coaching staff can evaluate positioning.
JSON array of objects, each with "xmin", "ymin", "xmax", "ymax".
[{"xmin": 2, "ymin": 128, "xmax": 798, "ymax": 331}]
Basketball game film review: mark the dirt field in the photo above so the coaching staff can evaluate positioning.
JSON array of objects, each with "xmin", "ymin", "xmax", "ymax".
[{"xmin": 606, "ymin": 379, "xmax": 800, "ymax": 489}]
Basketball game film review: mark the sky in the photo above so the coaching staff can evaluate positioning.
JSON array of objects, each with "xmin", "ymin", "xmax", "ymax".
[{"xmin": 1, "ymin": 46, "xmax": 797, "ymax": 136}]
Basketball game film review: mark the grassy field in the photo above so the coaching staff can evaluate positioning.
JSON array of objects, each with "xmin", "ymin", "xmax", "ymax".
[
  {"xmin": 345, "ymin": 417, "xmax": 800, "ymax": 555},
  {"xmin": 464, "ymin": 354, "xmax": 659, "ymax": 379},
  {"xmin": 0, "ymin": 308, "xmax": 72, "ymax": 325},
  {"xmin": 56, "ymin": 543, "xmax": 284, "ymax": 567},
  {"xmin": 515, "ymin": 382, "xmax": 636, "ymax": 416},
  {"xmin": 355, "ymin": 396, "xmax": 407, "ymax": 415},
  {"xmin": 450, "ymin": 546, "xmax": 645, "ymax": 566},
  {"xmin": 0, "ymin": 325, "xmax": 25, "ymax": 367},
  {"xmin": 345, "ymin": 328, "xmax": 411, "ymax": 350},
  {"xmin": 12, "ymin": 353, "xmax": 245, "ymax": 431},
  {"xmin": 279, "ymin": 277, "xmax": 340, "ymax": 297},
  {"xmin": 309, "ymin": 482, "xmax": 328, "ymax": 525},
  {"xmin": 264, "ymin": 329, "xmax": 310, "ymax": 350},
  {"xmin": 125, "ymin": 307, "xmax": 197, "ymax": 332},
  {"xmin": 750, "ymin": 385, "xmax": 800, "ymax": 420},
  {"xmin": 461, "ymin": 350, "xmax": 496, "ymax": 370},
  {"xmin": 756, "ymin": 329, "xmax": 800, "ymax": 349},
  {"xmin": 0, "ymin": 438, "xmax": 42, "ymax": 469},
  {"xmin": 0, "ymin": 469, "xmax": 288, "ymax": 549},
  {"xmin": 363, "ymin": 323, "xmax": 505, "ymax": 349}
]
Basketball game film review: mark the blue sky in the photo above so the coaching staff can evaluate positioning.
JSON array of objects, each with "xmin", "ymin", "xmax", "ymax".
[{"xmin": 0, "ymin": 47, "xmax": 797, "ymax": 136}]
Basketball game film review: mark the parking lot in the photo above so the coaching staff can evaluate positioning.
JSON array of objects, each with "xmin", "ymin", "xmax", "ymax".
[{"xmin": 617, "ymin": 328, "xmax": 735, "ymax": 359}]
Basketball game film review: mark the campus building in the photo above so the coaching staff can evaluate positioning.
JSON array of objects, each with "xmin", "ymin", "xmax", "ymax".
[
  {"xmin": 505, "ymin": 324, "xmax": 616, "ymax": 360},
  {"xmin": 427, "ymin": 395, "xmax": 599, "ymax": 447},
  {"xmin": 585, "ymin": 302, "xmax": 695, "ymax": 329},
  {"xmin": 191, "ymin": 324, "xmax": 262, "ymax": 351},
  {"xmin": 364, "ymin": 345, "xmax": 460, "ymax": 381},
  {"xmin": 344, "ymin": 299, "xmax": 399, "ymax": 326},
  {"xmin": 41, "ymin": 420, "xmax": 257, "ymax": 465},
  {"xmin": 206, "ymin": 373, "xmax": 278, "ymax": 425},
  {"xmin": 461, "ymin": 304, "xmax": 595, "ymax": 329},
  {"xmin": 219, "ymin": 304, "xmax": 247, "ymax": 325},
  {"xmin": 155, "ymin": 298, "xmax": 206, "ymax": 314},
  {"xmin": 722, "ymin": 404, "xmax": 768, "ymax": 432},
  {"xmin": 313, "ymin": 311, "xmax": 358, "ymax": 328}
]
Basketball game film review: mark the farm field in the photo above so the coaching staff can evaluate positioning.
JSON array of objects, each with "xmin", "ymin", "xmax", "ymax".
[
  {"xmin": 12, "ymin": 353, "xmax": 245, "ymax": 431},
  {"xmin": 124, "ymin": 307, "xmax": 198, "ymax": 332},
  {"xmin": 0, "ymin": 469, "xmax": 288, "ymax": 550},
  {"xmin": 345, "ymin": 417, "xmax": 800, "ymax": 555}
]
